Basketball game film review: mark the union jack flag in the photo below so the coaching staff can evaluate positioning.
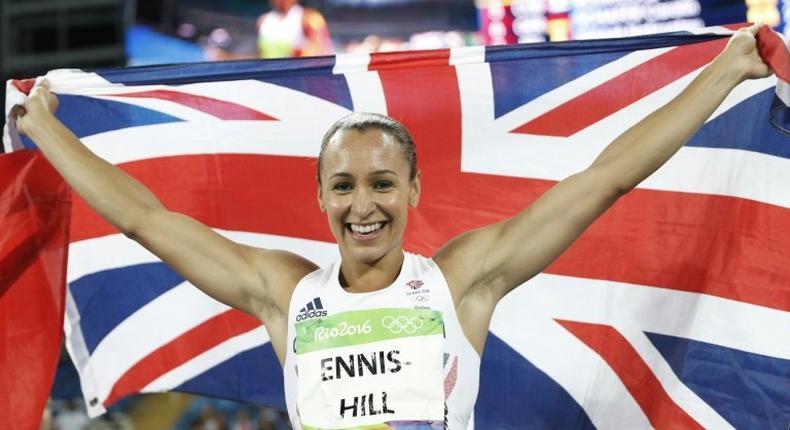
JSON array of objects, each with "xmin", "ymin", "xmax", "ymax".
[{"xmin": 3, "ymin": 25, "xmax": 789, "ymax": 429}]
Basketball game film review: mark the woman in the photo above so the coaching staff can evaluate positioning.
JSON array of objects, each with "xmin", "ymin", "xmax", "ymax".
[
  {"xmin": 13, "ymin": 24, "xmax": 771, "ymax": 429},
  {"xmin": 257, "ymin": 0, "xmax": 333, "ymax": 58}
]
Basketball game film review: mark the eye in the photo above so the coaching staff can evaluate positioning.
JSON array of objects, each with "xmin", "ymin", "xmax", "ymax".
[
  {"xmin": 332, "ymin": 182, "xmax": 353, "ymax": 192},
  {"xmin": 373, "ymin": 181, "xmax": 393, "ymax": 191}
]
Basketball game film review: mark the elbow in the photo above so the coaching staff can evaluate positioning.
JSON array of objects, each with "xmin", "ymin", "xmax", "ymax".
[
  {"xmin": 119, "ymin": 205, "xmax": 160, "ymax": 241},
  {"xmin": 612, "ymin": 181, "xmax": 635, "ymax": 198},
  {"xmin": 121, "ymin": 226, "xmax": 141, "ymax": 242},
  {"xmin": 585, "ymin": 166, "xmax": 631, "ymax": 202},
  {"xmin": 119, "ymin": 215, "xmax": 143, "ymax": 241},
  {"xmin": 600, "ymin": 180, "xmax": 632, "ymax": 206}
]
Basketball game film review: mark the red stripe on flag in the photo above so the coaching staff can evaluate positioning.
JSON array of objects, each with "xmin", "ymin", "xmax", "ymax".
[
  {"xmin": 103, "ymin": 309, "xmax": 262, "ymax": 407},
  {"xmin": 108, "ymin": 90, "xmax": 278, "ymax": 121},
  {"xmin": 556, "ymin": 320, "xmax": 704, "ymax": 429},
  {"xmin": 722, "ymin": 23, "xmax": 749, "ymax": 31},
  {"xmin": 69, "ymin": 154, "xmax": 333, "ymax": 245},
  {"xmin": 10, "ymin": 78, "xmax": 36, "ymax": 95},
  {"xmin": 511, "ymin": 38, "xmax": 728, "ymax": 137},
  {"xmin": 370, "ymin": 48, "xmax": 453, "ymax": 71}
]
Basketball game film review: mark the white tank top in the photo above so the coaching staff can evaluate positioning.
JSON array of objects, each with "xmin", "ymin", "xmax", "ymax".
[
  {"xmin": 258, "ymin": 4, "xmax": 306, "ymax": 58},
  {"xmin": 284, "ymin": 252, "xmax": 480, "ymax": 429}
]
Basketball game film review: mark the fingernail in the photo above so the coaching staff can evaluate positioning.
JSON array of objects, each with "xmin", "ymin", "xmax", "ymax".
[{"xmin": 9, "ymin": 104, "xmax": 27, "ymax": 118}]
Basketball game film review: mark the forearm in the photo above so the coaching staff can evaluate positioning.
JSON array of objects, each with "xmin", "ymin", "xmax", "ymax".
[
  {"xmin": 591, "ymin": 55, "xmax": 743, "ymax": 194},
  {"xmin": 25, "ymin": 114, "xmax": 164, "ymax": 233}
]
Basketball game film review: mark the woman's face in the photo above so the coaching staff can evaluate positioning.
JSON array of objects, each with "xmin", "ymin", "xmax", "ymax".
[{"xmin": 318, "ymin": 128, "xmax": 420, "ymax": 265}]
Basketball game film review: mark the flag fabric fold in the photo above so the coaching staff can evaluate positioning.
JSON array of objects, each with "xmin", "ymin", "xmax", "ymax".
[
  {"xmin": 0, "ymin": 151, "xmax": 70, "ymax": 430},
  {"xmin": 2, "ymin": 25, "xmax": 789, "ymax": 428}
]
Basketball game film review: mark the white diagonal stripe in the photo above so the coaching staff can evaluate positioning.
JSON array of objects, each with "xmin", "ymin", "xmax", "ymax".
[
  {"xmin": 84, "ymin": 283, "xmax": 229, "ymax": 407},
  {"xmin": 142, "ymin": 326, "xmax": 271, "ymax": 393},
  {"xmin": 67, "ymin": 232, "xmax": 339, "ymax": 284}
]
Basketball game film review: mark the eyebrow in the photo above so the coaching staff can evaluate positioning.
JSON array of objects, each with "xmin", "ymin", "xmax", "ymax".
[{"xmin": 329, "ymin": 169, "xmax": 398, "ymax": 180}]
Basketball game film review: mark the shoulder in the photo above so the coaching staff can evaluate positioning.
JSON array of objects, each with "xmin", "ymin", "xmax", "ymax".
[
  {"xmin": 302, "ymin": 8, "xmax": 327, "ymax": 27},
  {"xmin": 253, "ymin": 248, "xmax": 319, "ymax": 285},
  {"xmin": 406, "ymin": 252, "xmax": 449, "ymax": 287},
  {"xmin": 246, "ymin": 248, "xmax": 319, "ymax": 309}
]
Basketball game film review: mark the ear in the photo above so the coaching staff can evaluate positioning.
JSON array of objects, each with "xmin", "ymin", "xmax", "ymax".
[
  {"xmin": 317, "ymin": 184, "xmax": 325, "ymax": 212},
  {"xmin": 409, "ymin": 170, "xmax": 421, "ymax": 208}
]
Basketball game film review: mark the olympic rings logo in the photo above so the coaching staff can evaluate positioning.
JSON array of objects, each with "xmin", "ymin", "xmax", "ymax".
[{"xmin": 381, "ymin": 315, "xmax": 424, "ymax": 335}]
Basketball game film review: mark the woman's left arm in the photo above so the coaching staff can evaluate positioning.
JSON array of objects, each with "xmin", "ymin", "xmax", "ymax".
[{"xmin": 435, "ymin": 24, "xmax": 773, "ymax": 316}]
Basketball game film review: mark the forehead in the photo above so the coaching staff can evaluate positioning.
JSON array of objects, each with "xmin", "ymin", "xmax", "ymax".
[{"xmin": 322, "ymin": 129, "xmax": 409, "ymax": 175}]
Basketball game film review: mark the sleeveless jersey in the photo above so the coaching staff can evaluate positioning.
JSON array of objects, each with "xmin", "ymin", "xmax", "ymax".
[
  {"xmin": 258, "ymin": 4, "xmax": 306, "ymax": 58},
  {"xmin": 284, "ymin": 252, "xmax": 480, "ymax": 429}
]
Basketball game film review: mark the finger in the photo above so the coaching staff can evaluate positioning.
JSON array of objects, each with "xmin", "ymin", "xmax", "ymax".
[
  {"xmin": 30, "ymin": 79, "xmax": 51, "ymax": 99},
  {"xmin": 36, "ymin": 77, "xmax": 51, "ymax": 90},
  {"xmin": 746, "ymin": 22, "xmax": 763, "ymax": 36},
  {"xmin": 33, "ymin": 82, "xmax": 51, "ymax": 94},
  {"xmin": 9, "ymin": 104, "xmax": 27, "ymax": 120},
  {"xmin": 50, "ymin": 93, "xmax": 59, "ymax": 112}
]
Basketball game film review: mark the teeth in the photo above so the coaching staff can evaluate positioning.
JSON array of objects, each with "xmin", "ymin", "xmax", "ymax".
[{"xmin": 350, "ymin": 222, "xmax": 383, "ymax": 234}]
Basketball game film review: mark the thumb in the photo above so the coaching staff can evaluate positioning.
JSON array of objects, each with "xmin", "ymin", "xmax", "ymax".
[{"xmin": 745, "ymin": 22, "xmax": 763, "ymax": 36}]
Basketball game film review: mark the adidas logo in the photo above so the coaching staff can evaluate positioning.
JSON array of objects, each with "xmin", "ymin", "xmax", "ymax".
[{"xmin": 296, "ymin": 297, "xmax": 328, "ymax": 321}]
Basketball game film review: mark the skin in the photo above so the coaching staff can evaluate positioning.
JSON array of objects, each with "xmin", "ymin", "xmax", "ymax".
[
  {"xmin": 269, "ymin": 0, "xmax": 297, "ymax": 14},
  {"xmin": 318, "ymin": 129, "xmax": 421, "ymax": 293},
  {"xmin": 14, "ymin": 25, "xmax": 772, "ymax": 362}
]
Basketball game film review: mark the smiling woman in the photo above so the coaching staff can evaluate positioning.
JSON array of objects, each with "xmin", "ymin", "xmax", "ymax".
[
  {"xmin": 11, "ymin": 24, "xmax": 773, "ymax": 430},
  {"xmin": 317, "ymin": 115, "xmax": 421, "ymax": 278}
]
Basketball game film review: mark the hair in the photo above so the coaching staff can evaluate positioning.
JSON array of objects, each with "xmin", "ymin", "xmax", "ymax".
[{"xmin": 317, "ymin": 112, "xmax": 418, "ymax": 183}]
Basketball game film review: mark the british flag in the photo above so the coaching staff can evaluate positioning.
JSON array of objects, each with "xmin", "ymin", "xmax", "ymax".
[{"xmin": 3, "ymin": 25, "xmax": 789, "ymax": 429}]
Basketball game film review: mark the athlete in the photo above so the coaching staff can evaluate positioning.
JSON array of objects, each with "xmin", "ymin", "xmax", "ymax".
[
  {"xmin": 12, "ymin": 24, "xmax": 772, "ymax": 429},
  {"xmin": 257, "ymin": 0, "xmax": 332, "ymax": 58}
]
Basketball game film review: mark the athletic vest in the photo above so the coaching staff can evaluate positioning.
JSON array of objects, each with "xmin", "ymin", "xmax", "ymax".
[
  {"xmin": 284, "ymin": 252, "xmax": 480, "ymax": 429},
  {"xmin": 258, "ymin": 4, "xmax": 306, "ymax": 58}
]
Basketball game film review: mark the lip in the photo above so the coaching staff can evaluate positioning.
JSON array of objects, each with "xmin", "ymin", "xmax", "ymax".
[{"xmin": 346, "ymin": 222, "xmax": 387, "ymax": 241}]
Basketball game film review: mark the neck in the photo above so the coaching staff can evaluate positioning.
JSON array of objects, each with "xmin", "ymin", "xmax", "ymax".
[{"xmin": 339, "ymin": 250, "xmax": 404, "ymax": 293}]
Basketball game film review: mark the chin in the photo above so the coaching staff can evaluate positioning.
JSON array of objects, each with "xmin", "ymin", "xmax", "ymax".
[{"xmin": 347, "ymin": 246, "xmax": 388, "ymax": 265}]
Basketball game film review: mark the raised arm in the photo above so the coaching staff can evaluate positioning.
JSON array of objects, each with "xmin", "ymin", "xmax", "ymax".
[
  {"xmin": 435, "ymin": 24, "xmax": 772, "ymax": 349},
  {"xmin": 13, "ymin": 85, "xmax": 316, "ymax": 332}
]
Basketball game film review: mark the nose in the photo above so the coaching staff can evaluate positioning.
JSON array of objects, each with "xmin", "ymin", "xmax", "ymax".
[{"xmin": 350, "ymin": 187, "xmax": 375, "ymax": 218}]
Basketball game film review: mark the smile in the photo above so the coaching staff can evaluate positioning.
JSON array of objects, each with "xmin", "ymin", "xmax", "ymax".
[{"xmin": 347, "ymin": 222, "xmax": 386, "ymax": 239}]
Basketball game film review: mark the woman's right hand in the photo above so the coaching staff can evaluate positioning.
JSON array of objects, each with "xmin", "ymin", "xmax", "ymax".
[
  {"xmin": 12, "ymin": 81, "xmax": 59, "ymax": 136},
  {"xmin": 715, "ymin": 23, "xmax": 773, "ymax": 84}
]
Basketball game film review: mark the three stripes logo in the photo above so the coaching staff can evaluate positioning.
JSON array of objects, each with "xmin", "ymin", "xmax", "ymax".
[{"xmin": 296, "ymin": 297, "xmax": 328, "ymax": 321}]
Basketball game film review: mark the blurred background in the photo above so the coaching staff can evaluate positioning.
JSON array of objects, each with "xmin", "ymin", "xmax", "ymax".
[
  {"xmin": 1, "ymin": 0, "xmax": 787, "ymax": 428},
  {"xmin": 1, "ymin": 0, "xmax": 788, "ymax": 113}
]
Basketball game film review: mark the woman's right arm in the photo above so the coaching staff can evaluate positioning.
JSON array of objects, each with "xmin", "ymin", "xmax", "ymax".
[{"xmin": 14, "ymin": 84, "xmax": 317, "ymax": 321}]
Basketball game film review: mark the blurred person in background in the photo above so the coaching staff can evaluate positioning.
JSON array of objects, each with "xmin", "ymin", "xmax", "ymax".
[
  {"xmin": 232, "ymin": 409, "xmax": 254, "ymax": 430},
  {"xmin": 256, "ymin": 407, "xmax": 281, "ymax": 430},
  {"xmin": 54, "ymin": 399, "xmax": 88, "ymax": 430},
  {"xmin": 257, "ymin": 0, "xmax": 332, "ymax": 58},
  {"xmin": 40, "ymin": 401, "xmax": 53, "ymax": 430}
]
